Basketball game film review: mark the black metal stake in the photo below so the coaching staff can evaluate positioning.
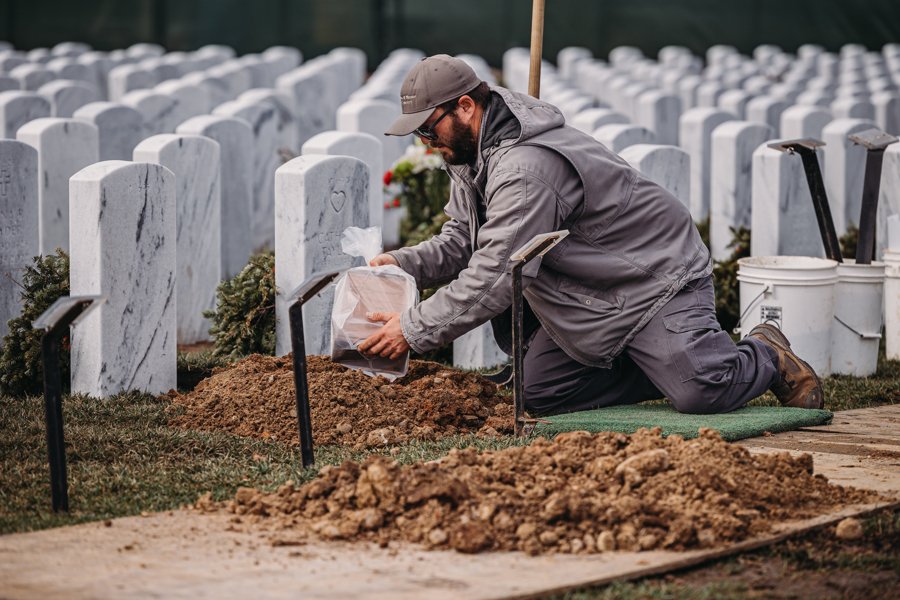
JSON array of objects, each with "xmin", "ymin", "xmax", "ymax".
[
  {"xmin": 286, "ymin": 269, "xmax": 345, "ymax": 468},
  {"xmin": 509, "ymin": 231, "xmax": 569, "ymax": 437},
  {"xmin": 34, "ymin": 297, "xmax": 102, "ymax": 513},
  {"xmin": 511, "ymin": 261, "xmax": 526, "ymax": 437},
  {"xmin": 849, "ymin": 128, "xmax": 899, "ymax": 264},
  {"xmin": 288, "ymin": 302, "xmax": 315, "ymax": 468},
  {"xmin": 795, "ymin": 147, "xmax": 842, "ymax": 262}
]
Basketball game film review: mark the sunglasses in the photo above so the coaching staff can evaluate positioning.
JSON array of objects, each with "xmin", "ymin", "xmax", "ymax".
[{"xmin": 414, "ymin": 99, "xmax": 459, "ymax": 141}]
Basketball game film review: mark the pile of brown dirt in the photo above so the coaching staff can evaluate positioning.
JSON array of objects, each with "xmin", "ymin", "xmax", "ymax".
[
  {"xmin": 195, "ymin": 428, "xmax": 882, "ymax": 555},
  {"xmin": 167, "ymin": 354, "xmax": 512, "ymax": 448}
]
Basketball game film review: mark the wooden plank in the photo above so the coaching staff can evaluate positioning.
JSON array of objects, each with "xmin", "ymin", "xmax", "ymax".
[{"xmin": 0, "ymin": 502, "xmax": 895, "ymax": 600}]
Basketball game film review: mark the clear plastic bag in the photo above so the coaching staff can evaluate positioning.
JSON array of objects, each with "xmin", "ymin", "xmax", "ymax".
[{"xmin": 330, "ymin": 227, "xmax": 419, "ymax": 380}]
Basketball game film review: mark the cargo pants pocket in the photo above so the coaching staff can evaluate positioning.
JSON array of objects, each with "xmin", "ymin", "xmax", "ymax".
[{"xmin": 661, "ymin": 308, "xmax": 727, "ymax": 382}]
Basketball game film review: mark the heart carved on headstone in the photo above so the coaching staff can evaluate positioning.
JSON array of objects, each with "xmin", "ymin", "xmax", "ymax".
[{"xmin": 330, "ymin": 190, "xmax": 346, "ymax": 212}]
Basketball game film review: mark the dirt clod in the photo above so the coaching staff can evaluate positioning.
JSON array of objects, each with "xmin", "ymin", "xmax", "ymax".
[
  {"xmin": 201, "ymin": 428, "xmax": 881, "ymax": 555},
  {"xmin": 835, "ymin": 517, "xmax": 864, "ymax": 540},
  {"xmin": 168, "ymin": 355, "xmax": 512, "ymax": 446}
]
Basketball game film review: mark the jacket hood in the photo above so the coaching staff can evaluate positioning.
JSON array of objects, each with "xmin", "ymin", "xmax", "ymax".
[
  {"xmin": 486, "ymin": 87, "xmax": 566, "ymax": 146},
  {"xmin": 458, "ymin": 86, "xmax": 565, "ymax": 177}
]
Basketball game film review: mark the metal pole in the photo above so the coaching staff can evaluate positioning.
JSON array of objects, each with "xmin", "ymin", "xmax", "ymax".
[
  {"xmin": 856, "ymin": 148, "xmax": 886, "ymax": 264},
  {"xmin": 528, "ymin": 0, "xmax": 546, "ymax": 98},
  {"xmin": 288, "ymin": 302, "xmax": 315, "ymax": 468},
  {"xmin": 41, "ymin": 332, "xmax": 68, "ymax": 512},
  {"xmin": 793, "ymin": 147, "xmax": 843, "ymax": 262},
  {"xmin": 511, "ymin": 262, "xmax": 526, "ymax": 437},
  {"xmin": 848, "ymin": 128, "xmax": 899, "ymax": 264},
  {"xmin": 36, "ymin": 298, "xmax": 101, "ymax": 512}
]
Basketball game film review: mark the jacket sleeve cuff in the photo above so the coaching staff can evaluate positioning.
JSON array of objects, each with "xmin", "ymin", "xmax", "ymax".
[
  {"xmin": 387, "ymin": 249, "xmax": 414, "ymax": 278},
  {"xmin": 400, "ymin": 309, "xmax": 429, "ymax": 354}
]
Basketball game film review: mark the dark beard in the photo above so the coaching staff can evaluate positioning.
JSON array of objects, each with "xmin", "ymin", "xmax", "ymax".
[{"xmin": 441, "ymin": 114, "xmax": 479, "ymax": 166}]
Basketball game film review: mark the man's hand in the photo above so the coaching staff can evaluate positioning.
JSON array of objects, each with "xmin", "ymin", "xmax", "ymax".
[
  {"xmin": 369, "ymin": 254, "xmax": 399, "ymax": 267},
  {"xmin": 358, "ymin": 311, "xmax": 410, "ymax": 360}
]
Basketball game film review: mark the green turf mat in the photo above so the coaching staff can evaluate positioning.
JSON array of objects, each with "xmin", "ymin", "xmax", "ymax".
[{"xmin": 535, "ymin": 404, "xmax": 833, "ymax": 442}]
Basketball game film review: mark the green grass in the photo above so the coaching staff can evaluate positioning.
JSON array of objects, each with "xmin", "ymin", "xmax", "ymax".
[
  {"xmin": 1, "ymin": 354, "xmax": 897, "ymax": 537},
  {"xmin": 0, "ymin": 390, "xmax": 529, "ymax": 535}
]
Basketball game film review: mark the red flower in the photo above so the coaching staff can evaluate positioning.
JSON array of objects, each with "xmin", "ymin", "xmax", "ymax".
[
  {"xmin": 383, "ymin": 170, "xmax": 392, "ymax": 186},
  {"xmin": 383, "ymin": 201, "xmax": 391, "ymax": 209},
  {"xmin": 393, "ymin": 197, "xmax": 401, "ymax": 208}
]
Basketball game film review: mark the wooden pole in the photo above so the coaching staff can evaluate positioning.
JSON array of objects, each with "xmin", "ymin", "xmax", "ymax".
[{"xmin": 528, "ymin": 0, "xmax": 545, "ymax": 98}]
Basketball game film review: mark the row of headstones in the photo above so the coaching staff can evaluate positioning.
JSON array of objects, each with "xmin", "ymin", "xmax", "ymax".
[
  {"xmin": 0, "ymin": 45, "xmax": 508, "ymax": 390},
  {"xmin": 502, "ymin": 46, "xmax": 900, "ymax": 263},
  {"xmin": 0, "ymin": 45, "xmax": 369, "ymax": 259},
  {"xmin": 0, "ymin": 42, "xmax": 301, "ymax": 108},
  {"xmin": 562, "ymin": 43, "xmax": 900, "ymax": 140},
  {"xmin": 1, "ymin": 148, "xmax": 497, "ymax": 397}
]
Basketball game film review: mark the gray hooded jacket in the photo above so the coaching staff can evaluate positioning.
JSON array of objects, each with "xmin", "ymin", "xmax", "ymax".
[{"xmin": 388, "ymin": 86, "xmax": 712, "ymax": 368}]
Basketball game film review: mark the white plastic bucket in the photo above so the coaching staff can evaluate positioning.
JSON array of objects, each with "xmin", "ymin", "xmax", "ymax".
[
  {"xmin": 737, "ymin": 256, "xmax": 839, "ymax": 376},
  {"xmin": 831, "ymin": 260, "xmax": 884, "ymax": 376},
  {"xmin": 883, "ymin": 249, "xmax": 900, "ymax": 360}
]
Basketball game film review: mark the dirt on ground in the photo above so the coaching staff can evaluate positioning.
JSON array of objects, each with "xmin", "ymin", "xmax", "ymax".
[
  {"xmin": 194, "ymin": 428, "xmax": 882, "ymax": 556},
  {"xmin": 167, "ymin": 354, "xmax": 513, "ymax": 448}
]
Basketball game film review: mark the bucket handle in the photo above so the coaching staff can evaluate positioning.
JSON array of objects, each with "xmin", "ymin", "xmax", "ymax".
[
  {"xmin": 834, "ymin": 315, "xmax": 883, "ymax": 340},
  {"xmin": 732, "ymin": 282, "xmax": 773, "ymax": 335}
]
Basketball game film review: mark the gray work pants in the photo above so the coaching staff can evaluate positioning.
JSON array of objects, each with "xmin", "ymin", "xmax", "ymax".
[{"xmin": 524, "ymin": 275, "xmax": 779, "ymax": 415}]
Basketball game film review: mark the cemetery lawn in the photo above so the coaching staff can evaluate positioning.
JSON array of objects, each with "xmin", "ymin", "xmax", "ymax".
[{"xmin": 1, "ymin": 353, "xmax": 897, "ymax": 597}]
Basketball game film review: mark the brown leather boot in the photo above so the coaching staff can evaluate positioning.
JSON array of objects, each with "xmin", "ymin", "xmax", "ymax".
[{"xmin": 747, "ymin": 323, "xmax": 825, "ymax": 409}]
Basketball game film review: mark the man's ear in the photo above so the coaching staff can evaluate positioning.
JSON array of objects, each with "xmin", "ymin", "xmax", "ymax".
[{"xmin": 457, "ymin": 95, "xmax": 477, "ymax": 124}]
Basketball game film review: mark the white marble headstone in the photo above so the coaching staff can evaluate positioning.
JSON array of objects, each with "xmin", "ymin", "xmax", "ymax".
[
  {"xmin": 0, "ymin": 91, "xmax": 51, "ymax": 138},
  {"xmin": 37, "ymin": 79, "xmax": 100, "ymax": 117},
  {"xmin": 207, "ymin": 62, "xmax": 253, "ymax": 99},
  {"xmin": 73, "ymin": 101, "xmax": 144, "ymax": 161},
  {"xmin": 134, "ymin": 134, "xmax": 222, "ymax": 344},
  {"xmin": 745, "ymin": 96, "xmax": 788, "ymax": 136},
  {"xmin": 453, "ymin": 324, "xmax": 508, "ymax": 370},
  {"xmin": 274, "ymin": 155, "xmax": 370, "ymax": 356},
  {"xmin": 718, "ymin": 89, "xmax": 753, "ymax": 120},
  {"xmin": 16, "ymin": 118, "xmax": 99, "ymax": 254},
  {"xmin": 121, "ymin": 89, "xmax": 194, "ymax": 136},
  {"xmin": 709, "ymin": 121, "xmax": 773, "ymax": 260},
  {"xmin": 570, "ymin": 108, "xmax": 629, "ymax": 135},
  {"xmin": 635, "ymin": 91, "xmax": 681, "ymax": 145},
  {"xmin": 177, "ymin": 115, "xmax": 254, "ymax": 279},
  {"xmin": 213, "ymin": 98, "xmax": 279, "ymax": 252},
  {"xmin": 592, "ymin": 123, "xmax": 655, "ymax": 154},
  {"xmin": 779, "ymin": 105, "xmax": 833, "ymax": 140},
  {"xmin": 0, "ymin": 140, "xmax": 38, "ymax": 345},
  {"xmin": 261, "ymin": 46, "xmax": 302, "ymax": 83},
  {"xmin": 619, "ymin": 144, "xmax": 690, "ymax": 207},
  {"xmin": 831, "ymin": 97, "xmax": 875, "ymax": 120},
  {"xmin": 877, "ymin": 144, "xmax": 900, "ymax": 258},
  {"xmin": 69, "ymin": 161, "xmax": 177, "ymax": 397},
  {"xmin": 277, "ymin": 60, "xmax": 339, "ymax": 148},
  {"xmin": 302, "ymin": 130, "xmax": 382, "ymax": 229},
  {"xmin": 678, "ymin": 107, "xmax": 736, "ymax": 221},
  {"xmin": 154, "ymin": 79, "xmax": 212, "ymax": 121},
  {"xmin": 336, "ymin": 98, "xmax": 411, "ymax": 170},
  {"xmin": 0, "ymin": 76, "xmax": 18, "ymax": 93},
  {"xmin": 238, "ymin": 88, "xmax": 299, "ymax": 155},
  {"xmin": 822, "ymin": 117, "xmax": 877, "ymax": 235},
  {"xmin": 9, "ymin": 64, "xmax": 56, "ymax": 91},
  {"xmin": 873, "ymin": 92, "xmax": 900, "ymax": 134},
  {"xmin": 180, "ymin": 71, "xmax": 230, "ymax": 108},
  {"xmin": 107, "ymin": 64, "xmax": 156, "ymax": 102},
  {"xmin": 750, "ymin": 145, "xmax": 824, "ymax": 258}
]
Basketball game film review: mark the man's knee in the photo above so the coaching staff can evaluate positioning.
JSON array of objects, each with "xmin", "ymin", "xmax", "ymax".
[{"xmin": 666, "ymin": 372, "xmax": 736, "ymax": 414}]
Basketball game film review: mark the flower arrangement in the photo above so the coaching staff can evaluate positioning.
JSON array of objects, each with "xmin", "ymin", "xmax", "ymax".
[{"xmin": 383, "ymin": 140, "xmax": 451, "ymax": 247}]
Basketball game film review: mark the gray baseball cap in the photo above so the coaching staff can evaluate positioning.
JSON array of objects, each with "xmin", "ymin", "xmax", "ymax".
[{"xmin": 384, "ymin": 54, "xmax": 482, "ymax": 136}]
